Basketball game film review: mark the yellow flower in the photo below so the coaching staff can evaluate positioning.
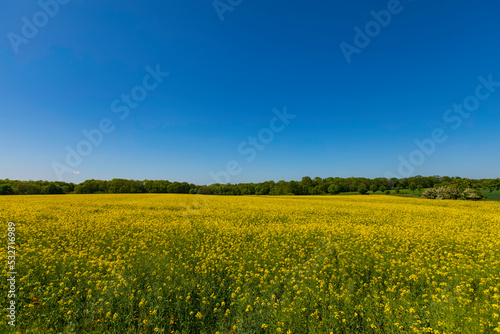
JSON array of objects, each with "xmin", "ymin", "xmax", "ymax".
[{"xmin": 7, "ymin": 192, "xmax": 500, "ymax": 332}]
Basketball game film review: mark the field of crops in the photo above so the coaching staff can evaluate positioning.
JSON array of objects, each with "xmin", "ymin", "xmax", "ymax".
[{"xmin": 1, "ymin": 194, "xmax": 500, "ymax": 333}]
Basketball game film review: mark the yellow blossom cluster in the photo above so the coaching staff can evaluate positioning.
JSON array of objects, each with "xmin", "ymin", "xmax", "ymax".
[{"xmin": 0, "ymin": 194, "xmax": 499, "ymax": 333}]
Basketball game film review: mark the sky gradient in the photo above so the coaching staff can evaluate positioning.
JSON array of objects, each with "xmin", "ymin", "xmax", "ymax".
[{"xmin": 1, "ymin": 0, "xmax": 499, "ymax": 184}]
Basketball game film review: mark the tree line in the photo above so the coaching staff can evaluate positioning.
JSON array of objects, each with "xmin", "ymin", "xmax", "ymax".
[{"xmin": 0, "ymin": 175, "xmax": 499, "ymax": 196}]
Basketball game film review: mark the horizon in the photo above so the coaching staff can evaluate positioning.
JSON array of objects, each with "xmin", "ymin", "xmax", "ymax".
[
  {"xmin": 3, "ymin": 174, "xmax": 498, "ymax": 186},
  {"xmin": 1, "ymin": 1, "xmax": 500, "ymax": 184}
]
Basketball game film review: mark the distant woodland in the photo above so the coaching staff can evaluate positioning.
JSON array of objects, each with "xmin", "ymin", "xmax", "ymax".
[{"xmin": 0, "ymin": 176, "xmax": 499, "ymax": 196}]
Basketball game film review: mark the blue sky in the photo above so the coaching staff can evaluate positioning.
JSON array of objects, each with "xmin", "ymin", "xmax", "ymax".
[{"xmin": 0, "ymin": 0, "xmax": 499, "ymax": 184}]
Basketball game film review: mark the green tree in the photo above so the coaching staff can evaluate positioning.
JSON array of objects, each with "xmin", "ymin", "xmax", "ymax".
[
  {"xmin": 328, "ymin": 184, "xmax": 341, "ymax": 195},
  {"xmin": 300, "ymin": 176, "xmax": 313, "ymax": 194},
  {"xmin": 42, "ymin": 183, "xmax": 64, "ymax": 194},
  {"xmin": 119, "ymin": 182, "xmax": 132, "ymax": 193},
  {"xmin": 271, "ymin": 180, "xmax": 288, "ymax": 195},
  {"xmin": 286, "ymin": 181, "xmax": 302, "ymax": 195},
  {"xmin": 26, "ymin": 181, "xmax": 42, "ymax": 194},
  {"xmin": 409, "ymin": 182, "xmax": 417, "ymax": 193},
  {"xmin": 482, "ymin": 179, "xmax": 496, "ymax": 193},
  {"xmin": 0, "ymin": 184, "xmax": 14, "ymax": 195},
  {"xmin": 452, "ymin": 177, "xmax": 473, "ymax": 191},
  {"xmin": 238, "ymin": 183, "xmax": 255, "ymax": 195},
  {"xmin": 358, "ymin": 184, "xmax": 368, "ymax": 195},
  {"xmin": 370, "ymin": 184, "xmax": 378, "ymax": 193},
  {"xmin": 130, "ymin": 181, "xmax": 146, "ymax": 193},
  {"xmin": 255, "ymin": 182, "xmax": 273, "ymax": 195},
  {"xmin": 167, "ymin": 182, "xmax": 184, "ymax": 193},
  {"xmin": 309, "ymin": 185, "xmax": 322, "ymax": 195},
  {"xmin": 197, "ymin": 186, "xmax": 213, "ymax": 195}
]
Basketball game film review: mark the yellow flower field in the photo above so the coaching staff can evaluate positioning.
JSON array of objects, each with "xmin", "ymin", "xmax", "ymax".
[{"xmin": 1, "ymin": 194, "xmax": 500, "ymax": 333}]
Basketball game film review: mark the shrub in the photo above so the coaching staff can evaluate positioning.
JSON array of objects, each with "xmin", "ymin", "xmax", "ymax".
[
  {"xmin": 443, "ymin": 185, "xmax": 461, "ymax": 199},
  {"xmin": 421, "ymin": 188, "xmax": 437, "ymax": 199},
  {"xmin": 422, "ymin": 186, "xmax": 484, "ymax": 200},
  {"xmin": 462, "ymin": 188, "xmax": 484, "ymax": 200},
  {"xmin": 384, "ymin": 190, "xmax": 391, "ymax": 195}
]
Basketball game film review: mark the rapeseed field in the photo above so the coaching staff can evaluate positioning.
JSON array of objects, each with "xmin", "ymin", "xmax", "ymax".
[{"xmin": 1, "ymin": 194, "xmax": 499, "ymax": 333}]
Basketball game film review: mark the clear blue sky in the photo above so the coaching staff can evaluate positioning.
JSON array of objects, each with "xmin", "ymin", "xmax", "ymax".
[{"xmin": 1, "ymin": 0, "xmax": 499, "ymax": 184}]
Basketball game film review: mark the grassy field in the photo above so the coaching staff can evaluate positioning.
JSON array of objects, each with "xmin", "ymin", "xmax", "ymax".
[
  {"xmin": 481, "ymin": 190, "xmax": 500, "ymax": 201},
  {"xmin": 337, "ymin": 189, "xmax": 500, "ymax": 201},
  {"xmin": 1, "ymin": 194, "xmax": 500, "ymax": 333}
]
